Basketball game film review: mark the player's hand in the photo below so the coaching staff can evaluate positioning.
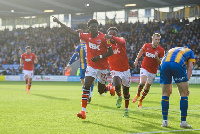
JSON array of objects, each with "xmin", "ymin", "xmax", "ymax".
[
  {"xmin": 188, "ymin": 90, "xmax": 190, "ymax": 96},
  {"xmin": 134, "ymin": 60, "xmax": 138, "ymax": 67},
  {"xmin": 34, "ymin": 59, "xmax": 38, "ymax": 64},
  {"xmin": 52, "ymin": 16, "xmax": 59, "ymax": 23},
  {"xmin": 65, "ymin": 65, "xmax": 70, "ymax": 70},
  {"xmin": 104, "ymin": 34, "xmax": 113, "ymax": 39},
  {"xmin": 91, "ymin": 56, "xmax": 100, "ymax": 62},
  {"xmin": 155, "ymin": 52, "xmax": 159, "ymax": 59}
]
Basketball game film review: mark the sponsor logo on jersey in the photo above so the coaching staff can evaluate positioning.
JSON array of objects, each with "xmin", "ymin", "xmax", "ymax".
[
  {"xmin": 113, "ymin": 48, "xmax": 120, "ymax": 54},
  {"xmin": 146, "ymin": 52, "xmax": 155, "ymax": 58},
  {"xmin": 25, "ymin": 58, "xmax": 32, "ymax": 62},
  {"xmin": 89, "ymin": 42, "xmax": 100, "ymax": 50}
]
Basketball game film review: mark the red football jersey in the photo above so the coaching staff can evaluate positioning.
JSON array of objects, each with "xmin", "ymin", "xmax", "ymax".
[
  {"xmin": 141, "ymin": 43, "xmax": 165, "ymax": 74},
  {"xmin": 108, "ymin": 36, "xmax": 129, "ymax": 71},
  {"xmin": 21, "ymin": 53, "xmax": 36, "ymax": 71},
  {"xmin": 79, "ymin": 32, "xmax": 111, "ymax": 70}
]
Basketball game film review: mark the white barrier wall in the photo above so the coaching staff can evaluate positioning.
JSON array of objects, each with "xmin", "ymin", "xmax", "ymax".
[
  {"xmin": 1, "ymin": 75, "xmax": 200, "ymax": 84},
  {"xmin": 4, "ymin": 75, "xmax": 71, "ymax": 81},
  {"xmin": 189, "ymin": 77, "xmax": 200, "ymax": 84}
]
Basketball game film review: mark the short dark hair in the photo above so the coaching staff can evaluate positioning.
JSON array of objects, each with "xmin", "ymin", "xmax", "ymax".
[
  {"xmin": 26, "ymin": 46, "xmax": 31, "ymax": 49},
  {"xmin": 87, "ymin": 19, "xmax": 98, "ymax": 27},
  {"xmin": 107, "ymin": 27, "xmax": 118, "ymax": 33}
]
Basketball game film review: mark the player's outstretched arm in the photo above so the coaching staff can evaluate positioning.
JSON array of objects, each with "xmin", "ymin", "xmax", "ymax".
[
  {"xmin": 91, "ymin": 46, "xmax": 113, "ymax": 62},
  {"xmin": 20, "ymin": 58, "xmax": 23, "ymax": 67},
  {"xmin": 53, "ymin": 16, "xmax": 79, "ymax": 37},
  {"xmin": 134, "ymin": 48, "xmax": 144, "ymax": 67},
  {"xmin": 112, "ymin": 36, "xmax": 125, "ymax": 44},
  {"xmin": 68, "ymin": 52, "xmax": 78, "ymax": 66}
]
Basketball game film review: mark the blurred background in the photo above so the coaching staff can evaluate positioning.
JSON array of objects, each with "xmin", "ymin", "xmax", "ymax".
[{"xmin": 0, "ymin": 0, "xmax": 199, "ymax": 82}]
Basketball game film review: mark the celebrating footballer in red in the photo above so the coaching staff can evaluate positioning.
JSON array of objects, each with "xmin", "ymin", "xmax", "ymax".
[
  {"xmin": 53, "ymin": 17, "xmax": 114, "ymax": 119},
  {"xmin": 132, "ymin": 33, "xmax": 165, "ymax": 107},
  {"xmin": 105, "ymin": 27, "xmax": 131, "ymax": 117},
  {"xmin": 20, "ymin": 46, "xmax": 38, "ymax": 94}
]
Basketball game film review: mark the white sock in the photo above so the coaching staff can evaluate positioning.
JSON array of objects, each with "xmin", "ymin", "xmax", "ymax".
[
  {"xmin": 82, "ymin": 107, "xmax": 86, "ymax": 112},
  {"xmin": 125, "ymin": 108, "xmax": 129, "ymax": 111},
  {"xmin": 181, "ymin": 121, "xmax": 186, "ymax": 124},
  {"xmin": 163, "ymin": 120, "xmax": 168, "ymax": 123}
]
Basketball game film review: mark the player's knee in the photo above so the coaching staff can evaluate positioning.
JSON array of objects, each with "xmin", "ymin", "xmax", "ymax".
[
  {"xmin": 83, "ymin": 85, "xmax": 90, "ymax": 90},
  {"xmin": 139, "ymin": 83, "xmax": 145, "ymax": 88},
  {"xmin": 144, "ymin": 89, "xmax": 149, "ymax": 93},
  {"xmin": 162, "ymin": 89, "xmax": 170, "ymax": 97},
  {"xmin": 138, "ymin": 84, "xmax": 144, "ymax": 88},
  {"xmin": 124, "ymin": 94, "xmax": 130, "ymax": 100},
  {"xmin": 180, "ymin": 91, "xmax": 189, "ymax": 97}
]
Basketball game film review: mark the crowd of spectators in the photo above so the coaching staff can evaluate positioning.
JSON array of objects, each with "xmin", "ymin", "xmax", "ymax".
[{"xmin": 0, "ymin": 17, "xmax": 200, "ymax": 76}]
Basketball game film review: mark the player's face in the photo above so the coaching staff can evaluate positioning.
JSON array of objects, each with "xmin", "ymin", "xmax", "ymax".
[
  {"xmin": 26, "ymin": 48, "xmax": 31, "ymax": 54},
  {"xmin": 152, "ymin": 36, "xmax": 160, "ymax": 47},
  {"xmin": 108, "ymin": 30, "xmax": 118, "ymax": 44},
  {"xmin": 108, "ymin": 30, "xmax": 117, "ymax": 37},
  {"xmin": 88, "ymin": 23, "xmax": 98, "ymax": 33}
]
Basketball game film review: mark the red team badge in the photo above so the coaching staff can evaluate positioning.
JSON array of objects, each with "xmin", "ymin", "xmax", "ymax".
[{"xmin": 97, "ymin": 39, "xmax": 101, "ymax": 44}]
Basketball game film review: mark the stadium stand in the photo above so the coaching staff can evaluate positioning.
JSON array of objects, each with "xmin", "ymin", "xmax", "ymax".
[{"xmin": 0, "ymin": 18, "xmax": 200, "ymax": 76}]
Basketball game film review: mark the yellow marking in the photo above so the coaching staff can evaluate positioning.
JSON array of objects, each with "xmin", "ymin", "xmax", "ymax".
[
  {"xmin": 0, "ymin": 76, "xmax": 5, "ymax": 81},
  {"xmin": 162, "ymin": 99, "xmax": 169, "ymax": 101},
  {"xmin": 165, "ymin": 48, "xmax": 175, "ymax": 62},
  {"xmin": 188, "ymin": 59, "xmax": 196, "ymax": 63},
  {"xmin": 175, "ymin": 48, "xmax": 190, "ymax": 63}
]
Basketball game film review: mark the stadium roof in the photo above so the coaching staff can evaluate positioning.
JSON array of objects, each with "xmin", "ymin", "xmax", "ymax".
[{"xmin": 0, "ymin": 0, "xmax": 200, "ymax": 18}]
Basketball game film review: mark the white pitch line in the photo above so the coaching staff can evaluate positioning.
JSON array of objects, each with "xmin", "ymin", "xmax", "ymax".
[{"xmin": 130, "ymin": 129, "xmax": 200, "ymax": 134}]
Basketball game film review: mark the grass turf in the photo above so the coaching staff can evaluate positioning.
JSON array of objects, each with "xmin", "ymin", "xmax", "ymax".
[{"xmin": 0, "ymin": 81, "xmax": 199, "ymax": 134}]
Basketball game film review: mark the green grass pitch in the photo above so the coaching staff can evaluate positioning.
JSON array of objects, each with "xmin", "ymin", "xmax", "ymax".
[{"xmin": 0, "ymin": 81, "xmax": 200, "ymax": 134}]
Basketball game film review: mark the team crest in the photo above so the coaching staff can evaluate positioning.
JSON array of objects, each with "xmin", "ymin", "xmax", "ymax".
[{"xmin": 97, "ymin": 39, "xmax": 101, "ymax": 44}]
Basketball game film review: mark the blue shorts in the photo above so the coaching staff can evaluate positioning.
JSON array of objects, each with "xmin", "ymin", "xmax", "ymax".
[
  {"xmin": 80, "ymin": 69, "xmax": 86, "ymax": 79},
  {"xmin": 160, "ymin": 62, "xmax": 188, "ymax": 84}
]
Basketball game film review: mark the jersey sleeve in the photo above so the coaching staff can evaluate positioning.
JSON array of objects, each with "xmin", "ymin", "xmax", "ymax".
[
  {"xmin": 68, "ymin": 53, "xmax": 78, "ymax": 65},
  {"xmin": 33, "ymin": 53, "xmax": 36, "ymax": 59},
  {"xmin": 142, "ymin": 44, "xmax": 146, "ymax": 51},
  {"xmin": 79, "ymin": 33, "xmax": 89, "ymax": 42},
  {"xmin": 68, "ymin": 46, "xmax": 80, "ymax": 65},
  {"xmin": 75, "ymin": 45, "xmax": 80, "ymax": 53},
  {"xmin": 112, "ymin": 36, "xmax": 126, "ymax": 47},
  {"xmin": 188, "ymin": 50, "xmax": 196, "ymax": 63},
  {"xmin": 21, "ymin": 54, "xmax": 24, "ymax": 59}
]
